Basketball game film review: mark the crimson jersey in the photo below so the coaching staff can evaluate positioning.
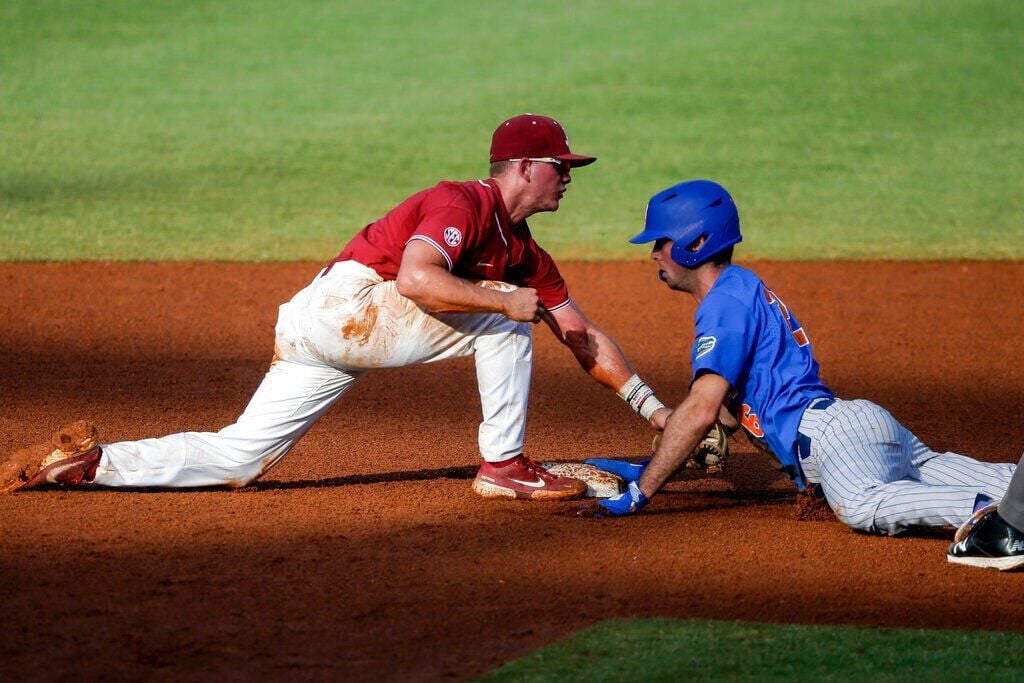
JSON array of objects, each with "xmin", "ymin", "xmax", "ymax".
[{"xmin": 331, "ymin": 179, "xmax": 571, "ymax": 311}]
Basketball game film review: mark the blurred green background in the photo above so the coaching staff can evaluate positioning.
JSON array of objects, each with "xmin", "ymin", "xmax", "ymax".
[
  {"xmin": 481, "ymin": 619, "xmax": 1024, "ymax": 681},
  {"xmin": 2, "ymin": 0, "xmax": 1021, "ymax": 261}
]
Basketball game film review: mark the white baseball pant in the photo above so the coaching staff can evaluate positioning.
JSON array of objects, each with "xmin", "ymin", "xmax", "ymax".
[
  {"xmin": 92, "ymin": 261, "xmax": 533, "ymax": 488},
  {"xmin": 798, "ymin": 399, "xmax": 1014, "ymax": 535}
]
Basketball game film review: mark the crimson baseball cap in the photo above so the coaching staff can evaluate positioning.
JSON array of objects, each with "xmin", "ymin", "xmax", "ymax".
[{"xmin": 489, "ymin": 114, "xmax": 597, "ymax": 167}]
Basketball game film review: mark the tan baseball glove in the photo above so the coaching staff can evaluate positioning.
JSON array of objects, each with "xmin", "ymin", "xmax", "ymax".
[
  {"xmin": 649, "ymin": 422, "xmax": 730, "ymax": 475},
  {"xmin": 688, "ymin": 422, "xmax": 729, "ymax": 474}
]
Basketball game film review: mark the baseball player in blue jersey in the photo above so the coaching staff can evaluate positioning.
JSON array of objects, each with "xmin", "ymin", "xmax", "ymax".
[{"xmin": 584, "ymin": 179, "xmax": 1017, "ymax": 540}]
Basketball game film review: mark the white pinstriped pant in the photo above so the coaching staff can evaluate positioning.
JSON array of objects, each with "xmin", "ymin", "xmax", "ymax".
[
  {"xmin": 798, "ymin": 399, "xmax": 1015, "ymax": 535},
  {"xmin": 92, "ymin": 261, "xmax": 533, "ymax": 488}
]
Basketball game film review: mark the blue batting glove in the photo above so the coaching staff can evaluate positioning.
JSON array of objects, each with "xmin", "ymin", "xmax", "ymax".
[
  {"xmin": 581, "ymin": 481, "xmax": 649, "ymax": 518},
  {"xmin": 584, "ymin": 458, "xmax": 650, "ymax": 483}
]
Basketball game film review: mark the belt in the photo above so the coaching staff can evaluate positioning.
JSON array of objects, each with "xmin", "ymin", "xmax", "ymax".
[{"xmin": 797, "ymin": 397, "xmax": 836, "ymax": 460}]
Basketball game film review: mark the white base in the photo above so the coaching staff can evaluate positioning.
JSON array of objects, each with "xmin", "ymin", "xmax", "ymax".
[{"xmin": 542, "ymin": 462, "xmax": 625, "ymax": 498}]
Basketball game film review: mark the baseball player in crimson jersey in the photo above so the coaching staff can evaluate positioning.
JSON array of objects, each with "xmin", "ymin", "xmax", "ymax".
[
  {"xmin": 0, "ymin": 114, "xmax": 671, "ymax": 499},
  {"xmin": 585, "ymin": 179, "xmax": 1017, "ymax": 536}
]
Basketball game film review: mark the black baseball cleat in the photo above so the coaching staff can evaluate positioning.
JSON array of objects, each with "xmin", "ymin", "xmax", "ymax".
[{"xmin": 947, "ymin": 504, "xmax": 1024, "ymax": 571}]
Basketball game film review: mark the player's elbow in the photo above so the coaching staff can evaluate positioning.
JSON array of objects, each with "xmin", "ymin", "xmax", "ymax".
[
  {"xmin": 695, "ymin": 407, "xmax": 720, "ymax": 433},
  {"xmin": 681, "ymin": 396, "xmax": 720, "ymax": 432},
  {"xmin": 396, "ymin": 267, "xmax": 427, "ymax": 303},
  {"xmin": 560, "ymin": 326, "xmax": 592, "ymax": 353}
]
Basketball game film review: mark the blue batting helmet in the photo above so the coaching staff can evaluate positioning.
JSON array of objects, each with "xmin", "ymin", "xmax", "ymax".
[{"xmin": 629, "ymin": 180, "xmax": 741, "ymax": 267}]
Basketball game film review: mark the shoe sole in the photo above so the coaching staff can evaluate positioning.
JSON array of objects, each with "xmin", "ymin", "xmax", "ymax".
[
  {"xmin": 946, "ymin": 554, "xmax": 1024, "ymax": 571},
  {"xmin": 0, "ymin": 479, "xmax": 29, "ymax": 495},
  {"xmin": 471, "ymin": 478, "xmax": 587, "ymax": 501}
]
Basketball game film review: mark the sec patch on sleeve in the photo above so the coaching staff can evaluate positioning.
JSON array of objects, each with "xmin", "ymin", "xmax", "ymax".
[
  {"xmin": 443, "ymin": 226, "xmax": 463, "ymax": 247},
  {"xmin": 695, "ymin": 335, "xmax": 716, "ymax": 359}
]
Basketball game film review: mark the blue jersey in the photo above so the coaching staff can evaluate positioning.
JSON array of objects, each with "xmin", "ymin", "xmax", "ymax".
[{"xmin": 690, "ymin": 265, "xmax": 832, "ymax": 490}]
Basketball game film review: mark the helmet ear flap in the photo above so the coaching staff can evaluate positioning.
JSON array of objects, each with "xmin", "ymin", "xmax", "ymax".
[{"xmin": 669, "ymin": 234, "xmax": 704, "ymax": 267}]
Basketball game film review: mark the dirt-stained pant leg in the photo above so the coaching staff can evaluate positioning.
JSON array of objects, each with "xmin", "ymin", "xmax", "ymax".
[
  {"xmin": 303, "ymin": 262, "xmax": 532, "ymax": 461},
  {"xmin": 94, "ymin": 359, "xmax": 363, "ymax": 487},
  {"xmin": 94, "ymin": 261, "xmax": 532, "ymax": 487}
]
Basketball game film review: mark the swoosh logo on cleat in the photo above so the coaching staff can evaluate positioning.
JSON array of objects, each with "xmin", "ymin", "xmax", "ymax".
[
  {"xmin": 44, "ymin": 460, "xmax": 79, "ymax": 484},
  {"xmin": 509, "ymin": 478, "xmax": 545, "ymax": 488}
]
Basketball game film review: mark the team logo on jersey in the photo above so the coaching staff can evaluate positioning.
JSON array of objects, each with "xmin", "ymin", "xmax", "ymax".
[
  {"xmin": 443, "ymin": 226, "xmax": 462, "ymax": 247},
  {"xmin": 695, "ymin": 336, "xmax": 716, "ymax": 359},
  {"xmin": 740, "ymin": 404, "xmax": 765, "ymax": 438}
]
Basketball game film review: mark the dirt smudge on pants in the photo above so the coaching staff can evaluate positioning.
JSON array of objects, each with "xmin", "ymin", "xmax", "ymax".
[{"xmin": 341, "ymin": 304, "xmax": 379, "ymax": 345}]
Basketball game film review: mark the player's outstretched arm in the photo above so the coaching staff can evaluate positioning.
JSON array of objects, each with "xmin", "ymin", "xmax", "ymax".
[
  {"xmin": 541, "ymin": 301, "xmax": 630, "ymax": 384},
  {"xmin": 579, "ymin": 375, "xmax": 729, "ymax": 518},
  {"xmin": 638, "ymin": 373, "xmax": 731, "ymax": 498},
  {"xmin": 543, "ymin": 302, "xmax": 669, "ymax": 427},
  {"xmin": 397, "ymin": 241, "xmax": 542, "ymax": 322}
]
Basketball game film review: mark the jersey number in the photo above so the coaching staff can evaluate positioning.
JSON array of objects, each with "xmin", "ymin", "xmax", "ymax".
[
  {"xmin": 763, "ymin": 288, "xmax": 809, "ymax": 347},
  {"xmin": 740, "ymin": 403, "xmax": 765, "ymax": 438}
]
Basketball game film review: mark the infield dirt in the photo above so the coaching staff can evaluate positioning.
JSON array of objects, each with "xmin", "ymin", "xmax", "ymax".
[{"xmin": 2, "ymin": 261, "xmax": 1023, "ymax": 680}]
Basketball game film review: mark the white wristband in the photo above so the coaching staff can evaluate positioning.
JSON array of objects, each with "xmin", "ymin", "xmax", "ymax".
[{"xmin": 617, "ymin": 374, "xmax": 666, "ymax": 421}]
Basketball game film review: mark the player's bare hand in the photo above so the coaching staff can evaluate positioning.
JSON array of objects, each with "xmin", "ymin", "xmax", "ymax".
[
  {"xmin": 503, "ymin": 288, "xmax": 542, "ymax": 322},
  {"xmin": 649, "ymin": 407, "xmax": 672, "ymax": 430}
]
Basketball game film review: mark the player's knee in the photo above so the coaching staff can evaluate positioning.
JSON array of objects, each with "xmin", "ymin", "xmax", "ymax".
[
  {"xmin": 224, "ymin": 469, "xmax": 261, "ymax": 488},
  {"xmin": 824, "ymin": 493, "xmax": 877, "ymax": 532},
  {"xmin": 837, "ymin": 502, "xmax": 903, "ymax": 534},
  {"xmin": 204, "ymin": 435, "xmax": 292, "ymax": 487},
  {"xmin": 223, "ymin": 453, "xmax": 281, "ymax": 488},
  {"xmin": 836, "ymin": 508, "xmax": 881, "ymax": 533}
]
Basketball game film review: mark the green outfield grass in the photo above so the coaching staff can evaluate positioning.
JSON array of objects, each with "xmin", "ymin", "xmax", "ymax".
[
  {"xmin": 479, "ymin": 619, "xmax": 1024, "ymax": 681},
  {"xmin": 2, "ymin": 0, "xmax": 1022, "ymax": 261}
]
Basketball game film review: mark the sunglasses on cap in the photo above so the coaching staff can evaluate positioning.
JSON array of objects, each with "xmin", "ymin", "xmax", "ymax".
[{"xmin": 508, "ymin": 157, "xmax": 571, "ymax": 175}]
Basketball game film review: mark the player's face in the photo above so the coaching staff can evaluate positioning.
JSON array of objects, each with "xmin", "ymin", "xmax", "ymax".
[
  {"xmin": 526, "ymin": 160, "xmax": 571, "ymax": 213},
  {"xmin": 651, "ymin": 238, "xmax": 689, "ymax": 290}
]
